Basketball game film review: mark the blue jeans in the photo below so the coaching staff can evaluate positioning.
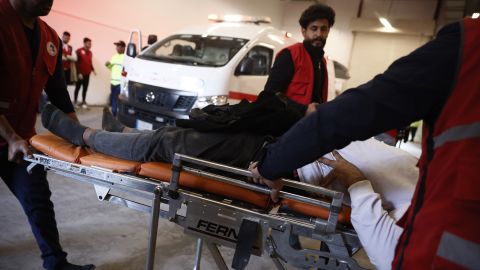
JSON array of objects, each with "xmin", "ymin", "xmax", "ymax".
[
  {"xmin": 0, "ymin": 147, "xmax": 67, "ymax": 269},
  {"xmin": 110, "ymin": 84, "xmax": 120, "ymax": 116}
]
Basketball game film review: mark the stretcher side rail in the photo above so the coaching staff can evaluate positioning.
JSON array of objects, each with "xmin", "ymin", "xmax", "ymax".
[
  {"xmin": 25, "ymin": 154, "xmax": 163, "ymax": 194},
  {"xmin": 25, "ymin": 149, "xmax": 365, "ymax": 270}
]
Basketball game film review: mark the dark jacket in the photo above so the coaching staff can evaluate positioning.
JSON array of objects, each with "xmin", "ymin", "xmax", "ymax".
[{"xmin": 176, "ymin": 92, "xmax": 303, "ymax": 137}]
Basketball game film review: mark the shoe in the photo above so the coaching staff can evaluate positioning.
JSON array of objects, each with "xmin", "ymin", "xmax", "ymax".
[
  {"xmin": 74, "ymin": 102, "xmax": 80, "ymax": 109},
  {"xmin": 102, "ymin": 106, "xmax": 125, "ymax": 132},
  {"xmin": 81, "ymin": 103, "xmax": 88, "ymax": 109},
  {"xmin": 59, "ymin": 262, "xmax": 96, "ymax": 270}
]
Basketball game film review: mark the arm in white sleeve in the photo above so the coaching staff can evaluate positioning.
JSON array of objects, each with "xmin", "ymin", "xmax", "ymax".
[
  {"xmin": 348, "ymin": 180, "xmax": 404, "ymax": 270},
  {"xmin": 67, "ymin": 53, "xmax": 77, "ymax": 62}
]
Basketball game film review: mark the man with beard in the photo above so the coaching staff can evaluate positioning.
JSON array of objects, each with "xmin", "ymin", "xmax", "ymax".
[
  {"xmin": 262, "ymin": 4, "xmax": 335, "ymax": 116},
  {"xmin": 0, "ymin": 0, "xmax": 94, "ymax": 269}
]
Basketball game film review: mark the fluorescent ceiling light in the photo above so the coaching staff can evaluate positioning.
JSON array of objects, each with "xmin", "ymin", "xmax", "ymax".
[
  {"xmin": 379, "ymin": 17, "xmax": 393, "ymax": 29},
  {"xmin": 473, "ymin": 12, "xmax": 480, "ymax": 19},
  {"xmin": 223, "ymin": 15, "xmax": 244, "ymax": 22}
]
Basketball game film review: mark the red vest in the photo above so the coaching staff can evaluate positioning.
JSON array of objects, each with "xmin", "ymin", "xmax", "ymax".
[
  {"xmin": 62, "ymin": 44, "xmax": 72, "ymax": 70},
  {"xmin": 392, "ymin": 18, "xmax": 480, "ymax": 269},
  {"xmin": 0, "ymin": 0, "xmax": 59, "ymax": 146},
  {"xmin": 76, "ymin": 47, "xmax": 94, "ymax": 75},
  {"xmin": 283, "ymin": 43, "xmax": 329, "ymax": 105}
]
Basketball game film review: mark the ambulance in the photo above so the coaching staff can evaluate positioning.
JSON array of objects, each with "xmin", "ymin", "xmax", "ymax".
[{"xmin": 118, "ymin": 15, "xmax": 335, "ymax": 130}]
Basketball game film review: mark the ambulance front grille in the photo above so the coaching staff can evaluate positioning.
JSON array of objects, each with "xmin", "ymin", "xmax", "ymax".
[
  {"xmin": 173, "ymin": 96, "xmax": 197, "ymax": 111},
  {"xmin": 129, "ymin": 81, "xmax": 197, "ymax": 113}
]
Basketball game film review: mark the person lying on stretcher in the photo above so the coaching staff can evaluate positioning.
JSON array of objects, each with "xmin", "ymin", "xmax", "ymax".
[{"xmin": 41, "ymin": 104, "xmax": 417, "ymax": 270}]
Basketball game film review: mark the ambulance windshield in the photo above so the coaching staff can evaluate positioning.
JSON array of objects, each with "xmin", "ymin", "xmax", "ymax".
[{"xmin": 140, "ymin": 34, "xmax": 248, "ymax": 67}]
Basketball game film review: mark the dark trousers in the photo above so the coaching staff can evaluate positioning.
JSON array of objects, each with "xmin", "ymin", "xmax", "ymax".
[
  {"xmin": 0, "ymin": 147, "xmax": 67, "ymax": 269},
  {"xmin": 64, "ymin": 69, "xmax": 71, "ymax": 85},
  {"xmin": 110, "ymin": 84, "xmax": 120, "ymax": 116},
  {"xmin": 410, "ymin": 127, "xmax": 418, "ymax": 141},
  {"xmin": 74, "ymin": 74, "xmax": 90, "ymax": 104},
  {"xmin": 88, "ymin": 127, "xmax": 263, "ymax": 169},
  {"xmin": 89, "ymin": 128, "xmax": 168, "ymax": 162}
]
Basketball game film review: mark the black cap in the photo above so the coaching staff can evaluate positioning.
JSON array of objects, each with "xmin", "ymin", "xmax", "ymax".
[{"xmin": 114, "ymin": 40, "xmax": 126, "ymax": 47}]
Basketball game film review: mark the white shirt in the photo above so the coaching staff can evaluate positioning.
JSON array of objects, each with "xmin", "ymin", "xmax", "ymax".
[{"xmin": 297, "ymin": 138, "xmax": 419, "ymax": 270}]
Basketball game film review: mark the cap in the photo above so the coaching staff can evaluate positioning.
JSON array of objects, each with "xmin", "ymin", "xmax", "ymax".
[
  {"xmin": 147, "ymin": 35, "xmax": 157, "ymax": 45},
  {"xmin": 114, "ymin": 40, "xmax": 126, "ymax": 47}
]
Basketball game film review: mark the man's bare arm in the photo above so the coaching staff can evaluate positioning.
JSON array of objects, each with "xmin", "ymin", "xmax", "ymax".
[
  {"xmin": 318, "ymin": 151, "xmax": 366, "ymax": 188},
  {"xmin": 0, "ymin": 115, "xmax": 32, "ymax": 163}
]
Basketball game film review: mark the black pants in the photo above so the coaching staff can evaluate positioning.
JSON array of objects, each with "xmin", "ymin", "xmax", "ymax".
[
  {"xmin": 63, "ymin": 69, "xmax": 71, "ymax": 85},
  {"xmin": 88, "ymin": 127, "xmax": 264, "ymax": 168},
  {"xmin": 0, "ymin": 147, "xmax": 67, "ymax": 269},
  {"xmin": 74, "ymin": 74, "xmax": 90, "ymax": 104},
  {"xmin": 410, "ymin": 127, "xmax": 418, "ymax": 141}
]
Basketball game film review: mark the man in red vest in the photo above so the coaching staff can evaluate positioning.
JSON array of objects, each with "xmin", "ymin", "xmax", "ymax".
[
  {"xmin": 61, "ymin": 31, "xmax": 76, "ymax": 85},
  {"xmin": 74, "ymin": 37, "xmax": 95, "ymax": 109},
  {"xmin": 252, "ymin": 18, "xmax": 480, "ymax": 269},
  {"xmin": 262, "ymin": 3, "xmax": 335, "ymax": 116},
  {"xmin": 0, "ymin": 0, "xmax": 95, "ymax": 269}
]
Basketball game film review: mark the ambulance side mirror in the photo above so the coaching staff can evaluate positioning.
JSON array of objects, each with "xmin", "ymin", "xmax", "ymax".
[
  {"xmin": 127, "ymin": 43, "xmax": 137, "ymax": 58},
  {"xmin": 235, "ymin": 57, "xmax": 254, "ymax": 76}
]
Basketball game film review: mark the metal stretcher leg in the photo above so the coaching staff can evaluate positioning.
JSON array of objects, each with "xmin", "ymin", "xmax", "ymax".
[
  {"xmin": 205, "ymin": 242, "xmax": 229, "ymax": 270},
  {"xmin": 193, "ymin": 240, "xmax": 229, "ymax": 270},
  {"xmin": 146, "ymin": 187, "xmax": 162, "ymax": 270},
  {"xmin": 271, "ymin": 257, "xmax": 286, "ymax": 270},
  {"xmin": 193, "ymin": 238, "xmax": 203, "ymax": 270},
  {"xmin": 269, "ymin": 224, "xmax": 365, "ymax": 270}
]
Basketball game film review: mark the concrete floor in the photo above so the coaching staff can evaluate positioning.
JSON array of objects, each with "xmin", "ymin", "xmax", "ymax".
[{"xmin": 0, "ymin": 106, "xmax": 405, "ymax": 270}]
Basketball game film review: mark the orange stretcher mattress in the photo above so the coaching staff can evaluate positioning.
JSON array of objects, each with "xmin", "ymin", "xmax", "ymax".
[{"xmin": 30, "ymin": 134, "xmax": 351, "ymax": 225}]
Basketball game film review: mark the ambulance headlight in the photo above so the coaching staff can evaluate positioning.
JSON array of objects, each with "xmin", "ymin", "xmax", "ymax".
[{"xmin": 194, "ymin": 95, "xmax": 228, "ymax": 108}]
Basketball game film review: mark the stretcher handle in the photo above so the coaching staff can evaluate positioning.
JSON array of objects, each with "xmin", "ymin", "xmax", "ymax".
[
  {"xmin": 174, "ymin": 154, "xmax": 343, "ymax": 209},
  {"xmin": 183, "ymin": 166, "xmax": 332, "ymax": 209},
  {"xmin": 175, "ymin": 153, "xmax": 343, "ymax": 199}
]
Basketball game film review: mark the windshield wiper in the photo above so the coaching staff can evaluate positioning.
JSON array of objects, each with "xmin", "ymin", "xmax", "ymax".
[
  {"xmin": 139, "ymin": 55, "xmax": 221, "ymax": 67},
  {"xmin": 139, "ymin": 54, "xmax": 176, "ymax": 63}
]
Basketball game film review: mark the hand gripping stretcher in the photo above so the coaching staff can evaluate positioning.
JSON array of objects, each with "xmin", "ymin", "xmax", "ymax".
[{"xmin": 25, "ymin": 134, "xmax": 367, "ymax": 270}]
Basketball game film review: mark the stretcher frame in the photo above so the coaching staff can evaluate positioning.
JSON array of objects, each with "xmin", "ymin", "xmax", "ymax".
[{"xmin": 25, "ymin": 152, "xmax": 366, "ymax": 270}]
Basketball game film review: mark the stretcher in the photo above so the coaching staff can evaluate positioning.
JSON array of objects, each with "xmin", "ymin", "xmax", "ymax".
[{"xmin": 25, "ymin": 133, "xmax": 367, "ymax": 270}]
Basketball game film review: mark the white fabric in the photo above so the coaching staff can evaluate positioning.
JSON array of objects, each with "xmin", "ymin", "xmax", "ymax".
[
  {"xmin": 297, "ymin": 138, "xmax": 419, "ymax": 270},
  {"xmin": 62, "ymin": 44, "xmax": 77, "ymax": 62}
]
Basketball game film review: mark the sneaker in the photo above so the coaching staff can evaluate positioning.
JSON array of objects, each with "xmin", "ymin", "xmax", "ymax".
[
  {"xmin": 74, "ymin": 102, "xmax": 80, "ymax": 109},
  {"xmin": 81, "ymin": 103, "xmax": 88, "ymax": 110}
]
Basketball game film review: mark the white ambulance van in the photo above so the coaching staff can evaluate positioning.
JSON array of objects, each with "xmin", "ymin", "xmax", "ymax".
[{"xmin": 118, "ymin": 15, "xmax": 335, "ymax": 130}]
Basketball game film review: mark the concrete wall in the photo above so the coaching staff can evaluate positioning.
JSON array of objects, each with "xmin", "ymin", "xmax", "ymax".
[
  {"xmin": 346, "ymin": 32, "xmax": 431, "ymax": 90},
  {"xmin": 344, "ymin": 0, "xmax": 438, "ymax": 91}
]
